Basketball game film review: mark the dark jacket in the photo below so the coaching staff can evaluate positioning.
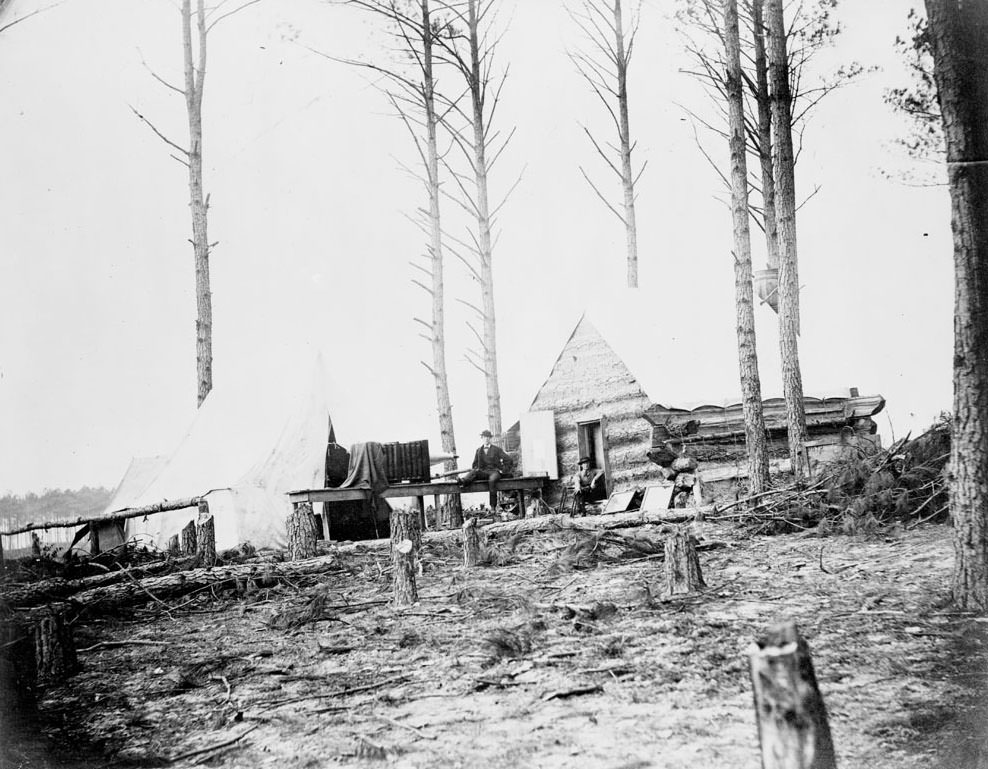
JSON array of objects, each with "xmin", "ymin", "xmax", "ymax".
[{"xmin": 471, "ymin": 444, "xmax": 510, "ymax": 472}]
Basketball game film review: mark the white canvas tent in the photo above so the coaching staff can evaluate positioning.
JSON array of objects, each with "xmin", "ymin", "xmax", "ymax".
[
  {"xmin": 74, "ymin": 455, "xmax": 168, "ymax": 555},
  {"xmin": 121, "ymin": 360, "xmax": 332, "ymax": 552}
]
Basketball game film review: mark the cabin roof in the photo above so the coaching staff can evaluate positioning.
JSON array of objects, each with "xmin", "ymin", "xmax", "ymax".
[{"xmin": 526, "ymin": 288, "xmax": 882, "ymax": 414}]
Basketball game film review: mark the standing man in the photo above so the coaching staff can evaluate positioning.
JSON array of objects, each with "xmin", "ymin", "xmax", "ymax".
[{"xmin": 459, "ymin": 429, "xmax": 511, "ymax": 510}]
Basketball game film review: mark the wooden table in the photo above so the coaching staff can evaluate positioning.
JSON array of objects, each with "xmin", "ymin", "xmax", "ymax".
[{"xmin": 288, "ymin": 474, "xmax": 549, "ymax": 531}]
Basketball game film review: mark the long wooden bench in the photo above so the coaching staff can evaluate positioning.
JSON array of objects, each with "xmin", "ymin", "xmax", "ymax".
[{"xmin": 287, "ymin": 474, "xmax": 549, "ymax": 531}]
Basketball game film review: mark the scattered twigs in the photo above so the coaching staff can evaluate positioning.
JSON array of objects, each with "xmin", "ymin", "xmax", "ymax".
[{"xmin": 166, "ymin": 723, "xmax": 259, "ymax": 764}]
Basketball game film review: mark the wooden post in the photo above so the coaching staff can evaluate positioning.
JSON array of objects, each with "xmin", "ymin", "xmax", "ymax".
[
  {"xmin": 416, "ymin": 496, "xmax": 427, "ymax": 532},
  {"xmin": 462, "ymin": 516, "xmax": 482, "ymax": 567},
  {"xmin": 33, "ymin": 607, "xmax": 77, "ymax": 687},
  {"xmin": 748, "ymin": 621, "xmax": 837, "ymax": 769},
  {"xmin": 181, "ymin": 520, "xmax": 198, "ymax": 555},
  {"xmin": 167, "ymin": 534, "xmax": 180, "ymax": 554},
  {"xmin": 195, "ymin": 499, "xmax": 216, "ymax": 567},
  {"xmin": 392, "ymin": 539, "xmax": 417, "ymax": 607},
  {"xmin": 287, "ymin": 502, "xmax": 318, "ymax": 561},
  {"xmin": 663, "ymin": 527, "xmax": 705, "ymax": 596}
]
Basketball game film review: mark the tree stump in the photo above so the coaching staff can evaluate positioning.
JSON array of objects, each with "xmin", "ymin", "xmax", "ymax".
[
  {"xmin": 181, "ymin": 520, "xmax": 198, "ymax": 555},
  {"xmin": 0, "ymin": 616, "xmax": 36, "ymax": 727},
  {"xmin": 663, "ymin": 528, "xmax": 705, "ymax": 595},
  {"xmin": 33, "ymin": 607, "xmax": 77, "ymax": 687},
  {"xmin": 441, "ymin": 495, "xmax": 464, "ymax": 529},
  {"xmin": 462, "ymin": 517, "xmax": 482, "ymax": 567},
  {"xmin": 390, "ymin": 508, "xmax": 421, "ymax": 555},
  {"xmin": 287, "ymin": 502, "xmax": 318, "ymax": 561},
  {"xmin": 196, "ymin": 500, "xmax": 217, "ymax": 568},
  {"xmin": 167, "ymin": 534, "xmax": 180, "ymax": 554},
  {"xmin": 392, "ymin": 539, "xmax": 418, "ymax": 606},
  {"xmin": 748, "ymin": 621, "xmax": 837, "ymax": 769}
]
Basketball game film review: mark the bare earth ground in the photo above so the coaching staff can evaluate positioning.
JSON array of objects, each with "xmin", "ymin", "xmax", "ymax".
[{"xmin": 3, "ymin": 520, "xmax": 986, "ymax": 769}]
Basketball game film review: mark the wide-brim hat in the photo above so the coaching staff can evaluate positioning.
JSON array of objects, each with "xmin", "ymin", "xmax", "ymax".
[
  {"xmin": 480, "ymin": 429, "xmax": 493, "ymax": 437},
  {"xmin": 578, "ymin": 456, "xmax": 591, "ymax": 464}
]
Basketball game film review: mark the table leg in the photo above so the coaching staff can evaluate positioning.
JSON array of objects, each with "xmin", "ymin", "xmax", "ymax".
[{"xmin": 416, "ymin": 496, "xmax": 426, "ymax": 531}]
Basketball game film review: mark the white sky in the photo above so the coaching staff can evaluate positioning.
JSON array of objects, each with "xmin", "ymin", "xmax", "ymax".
[{"xmin": 0, "ymin": 0, "xmax": 953, "ymax": 495}]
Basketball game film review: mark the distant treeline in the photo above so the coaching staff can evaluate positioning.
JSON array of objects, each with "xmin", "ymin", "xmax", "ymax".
[{"xmin": 0, "ymin": 486, "xmax": 112, "ymax": 527}]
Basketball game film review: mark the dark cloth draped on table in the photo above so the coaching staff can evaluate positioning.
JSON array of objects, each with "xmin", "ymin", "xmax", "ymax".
[{"xmin": 339, "ymin": 442, "xmax": 391, "ymax": 534}]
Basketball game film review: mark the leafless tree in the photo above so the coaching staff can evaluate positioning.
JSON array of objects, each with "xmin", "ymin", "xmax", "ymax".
[
  {"xmin": 924, "ymin": 0, "xmax": 988, "ymax": 611},
  {"xmin": 568, "ymin": 0, "xmax": 645, "ymax": 288},
  {"xmin": 132, "ymin": 0, "xmax": 262, "ymax": 407},
  {"xmin": 433, "ymin": 0, "xmax": 518, "ymax": 438},
  {"xmin": 333, "ymin": 0, "xmax": 463, "ymax": 520},
  {"xmin": 724, "ymin": 0, "xmax": 770, "ymax": 494},
  {"xmin": 679, "ymin": 0, "xmax": 859, "ymax": 479}
]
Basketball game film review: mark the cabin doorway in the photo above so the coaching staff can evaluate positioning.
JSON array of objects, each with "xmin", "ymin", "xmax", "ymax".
[{"xmin": 577, "ymin": 418, "xmax": 610, "ymax": 496}]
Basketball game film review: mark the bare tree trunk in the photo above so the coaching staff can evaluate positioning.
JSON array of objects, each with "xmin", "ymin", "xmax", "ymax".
[
  {"xmin": 725, "ymin": 0, "xmax": 770, "ymax": 495},
  {"xmin": 613, "ymin": 0, "xmax": 639, "ymax": 288},
  {"xmin": 765, "ymin": 0, "xmax": 808, "ymax": 479},
  {"xmin": 421, "ymin": 0, "xmax": 462, "ymax": 522},
  {"xmin": 183, "ymin": 0, "xmax": 213, "ymax": 407},
  {"xmin": 751, "ymin": 0, "xmax": 780, "ymax": 275},
  {"xmin": 466, "ymin": 0, "xmax": 502, "ymax": 436},
  {"xmin": 925, "ymin": 0, "xmax": 988, "ymax": 612}
]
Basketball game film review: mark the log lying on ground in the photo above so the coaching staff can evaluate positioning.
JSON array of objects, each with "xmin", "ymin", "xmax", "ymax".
[
  {"xmin": 0, "ymin": 560, "xmax": 184, "ymax": 609},
  {"xmin": 14, "ymin": 553, "xmax": 346, "ymax": 618},
  {"xmin": 322, "ymin": 506, "xmax": 710, "ymax": 553},
  {"xmin": 749, "ymin": 621, "xmax": 837, "ymax": 769}
]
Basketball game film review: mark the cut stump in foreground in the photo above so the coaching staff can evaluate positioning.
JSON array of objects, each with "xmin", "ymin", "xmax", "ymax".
[
  {"xmin": 288, "ymin": 502, "xmax": 318, "ymax": 561},
  {"xmin": 392, "ymin": 539, "xmax": 417, "ymax": 606},
  {"xmin": 749, "ymin": 621, "xmax": 837, "ymax": 769},
  {"xmin": 663, "ymin": 527, "xmax": 705, "ymax": 596},
  {"xmin": 196, "ymin": 500, "xmax": 216, "ymax": 568},
  {"xmin": 462, "ymin": 517, "xmax": 482, "ymax": 567},
  {"xmin": 181, "ymin": 520, "xmax": 197, "ymax": 555}
]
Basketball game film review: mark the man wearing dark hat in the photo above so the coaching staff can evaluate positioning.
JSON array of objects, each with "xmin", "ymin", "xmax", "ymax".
[
  {"xmin": 573, "ymin": 456, "xmax": 605, "ymax": 515},
  {"xmin": 458, "ymin": 429, "xmax": 511, "ymax": 509}
]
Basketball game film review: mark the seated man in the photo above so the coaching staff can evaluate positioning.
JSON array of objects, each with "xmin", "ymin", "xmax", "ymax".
[
  {"xmin": 572, "ymin": 456, "xmax": 605, "ymax": 515},
  {"xmin": 459, "ymin": 429, "xmax": 511, "ymax": 510}
]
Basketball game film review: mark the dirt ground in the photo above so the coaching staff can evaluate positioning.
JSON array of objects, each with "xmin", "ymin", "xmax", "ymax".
[{"xmin": 3, "ymin": 519, "xmax": 986, "ymax": 769}]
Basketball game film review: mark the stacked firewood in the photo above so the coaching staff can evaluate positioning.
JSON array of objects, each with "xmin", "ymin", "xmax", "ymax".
[{"xmin": 658, "ymin": 455, "xmax": 699, "ymax": 508}]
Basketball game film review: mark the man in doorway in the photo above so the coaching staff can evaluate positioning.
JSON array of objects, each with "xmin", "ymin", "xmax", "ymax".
[
  {"xmin": 459, "ymin": 429, "xmax": 511, "ymax": 510},
  {"xmin": 573, "ymin": 456, "xmax": 605, "ymax": 515}
]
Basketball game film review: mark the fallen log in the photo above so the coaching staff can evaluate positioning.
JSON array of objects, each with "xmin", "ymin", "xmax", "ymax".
[
  {"xmin": 321, "ymin": 506, "xmax": 709, "ymax": 554},
  {"xmin": 14, "ymin": 554, "xmax": 346, "ymax": 618},
  {"xmin": 0, "ymin": 497, "xmax": 202, "ymax": 537},
  {"xmin": 0, "ymin": 560, "xmax": 184, "ymax": 609}
]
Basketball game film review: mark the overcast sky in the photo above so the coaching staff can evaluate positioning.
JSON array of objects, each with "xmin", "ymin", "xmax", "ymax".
[{"xmin": 0, "ymin": 0, "xmax": 952, "ymax": 495}]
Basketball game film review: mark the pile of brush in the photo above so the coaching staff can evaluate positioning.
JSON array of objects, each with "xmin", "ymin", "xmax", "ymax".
[{"xmin": 713, "ymin": 415, "xmax": 951, "ymax": 534}]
